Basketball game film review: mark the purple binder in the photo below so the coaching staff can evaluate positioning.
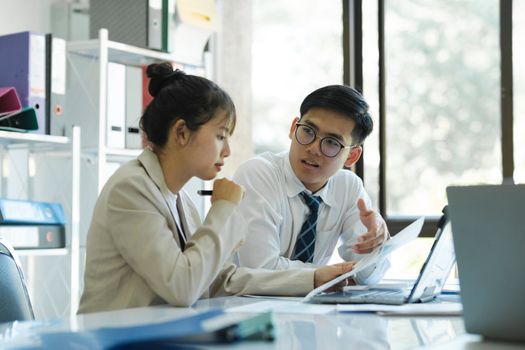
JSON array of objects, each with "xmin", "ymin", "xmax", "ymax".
[
  {"xmin": 0, "ymin": 31, "xmax": 47, "ymax": 134},
  {"xmin": 0, "ymin": 87, "xmax": 22, "ymax": 115}
]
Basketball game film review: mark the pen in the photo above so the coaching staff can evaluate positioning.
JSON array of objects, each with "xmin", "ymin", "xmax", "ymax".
[{"xmin": 197, "ymin": 190, "xmax": 213, "ymax": 196}]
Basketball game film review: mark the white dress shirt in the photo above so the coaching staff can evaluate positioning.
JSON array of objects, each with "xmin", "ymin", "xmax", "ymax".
[{"xmin": 230, "ymin": 151, "xmax": 390, "ymax": 285}]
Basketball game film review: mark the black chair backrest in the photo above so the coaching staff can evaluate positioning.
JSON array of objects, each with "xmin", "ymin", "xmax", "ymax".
[{"xmin": 0, "ymin": 239, "xmax": 35, "ymax": 323}]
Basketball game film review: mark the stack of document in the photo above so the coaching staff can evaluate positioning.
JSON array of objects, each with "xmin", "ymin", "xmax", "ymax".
[{"xmin": 2, "ymin": 310, "xmax": 274, "ymax": 349}]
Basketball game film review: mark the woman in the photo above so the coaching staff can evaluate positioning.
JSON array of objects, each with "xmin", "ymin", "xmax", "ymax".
[{"xmin": 78, "ymin": 63, "xmax": 353, "ymax": 313}]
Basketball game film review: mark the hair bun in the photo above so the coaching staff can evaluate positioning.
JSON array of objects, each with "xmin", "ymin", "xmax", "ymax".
[{"xmin": 147, "ymin": 63, "xmax": 186, "ymax": 97}]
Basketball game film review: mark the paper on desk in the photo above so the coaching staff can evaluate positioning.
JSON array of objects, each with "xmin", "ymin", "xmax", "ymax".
[
  {"xmin": 243, "ymin": 295, "xmax": 305, "ymax": 302},
  {"xmin": 302, "ymin": 217, "xmax": 425, "ymax": 303},
  {"xmin": 336, "ymin": 302, "xmax": 462, "ymax": 316},
  {"xmin": 226, "ymin": 300, "xmax": 335, "ymax": 315}
]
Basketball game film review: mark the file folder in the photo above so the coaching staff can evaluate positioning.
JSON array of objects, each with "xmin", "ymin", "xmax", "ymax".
[
  {"xmin": 30, "ymin": 310, "xmax": 274, "ymax": 349},
  {"xmin": 107, "ymin": 62, "xmax": 126, "ymax": 149},
  {"xmin": 125, "ymin": 66, "xmax": 143, "ymax": 149},
  {"xmin": 90, "ymin": 0, "xmax": 170, "ymax": 52},
  {"xmin": 0, "ymin": 199, "xmax": 66, "ymax": 249},
  {"xmin": 141, "ymin": 62, "xmax": 183, "ymax": 113},
  {"xmin": 0, "ymin": 31, "xmax": 47, "ymax": 134},
  {"xmin": 142, "ymin": 65, "xmax": 154, "ymax": 112},
  {"xmin": 0, "ymin": 107, "xmax": 39, "ymax": 132},
  {"xmin": 0, "ymin": 198, "xmax": 66, "ymax": 225},
  {"xmin": 0, "ymin": 225, "xmax": 65, "ymax": 249},
  {"xmin": 50, "ymin": 1, "xmax": 89, "ymax": 41},
  {"xmin": 46, "ymin": 35, "xmax": 68, "ymax": 136},
  {"xmin": 0, "ymin": 87, "xmax": 22, "ymax": 115},
  {"xmin": 147, "ymin": 0, "xmax": 165, "ymax": 51}
]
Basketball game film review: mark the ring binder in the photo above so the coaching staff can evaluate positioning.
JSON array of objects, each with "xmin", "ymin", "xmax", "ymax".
[
  {"xmin": 0, "ymin": 87, "xmax": 22, "ymax": 116},
  {"xmin": 0, "ymin": 107, "xmax": 39, "ymax": 132}
]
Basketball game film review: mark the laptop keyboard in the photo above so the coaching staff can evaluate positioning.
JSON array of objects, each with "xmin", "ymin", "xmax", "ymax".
[
  {"xmin": 312, "ymin": 289, "xmax": 408, "ymax": 305},
  {"xmin": 355, "ymin": 290, "xmax": 407, "ymax": 304}
]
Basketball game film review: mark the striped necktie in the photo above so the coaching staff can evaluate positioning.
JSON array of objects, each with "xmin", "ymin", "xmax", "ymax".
[{"xmin": 292, "ymin": 191, "xmax": 322, "ymax": 263}]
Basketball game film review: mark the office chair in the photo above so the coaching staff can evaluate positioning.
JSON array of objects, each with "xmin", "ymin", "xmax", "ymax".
[{"xmin": 0, "ymin": 239, "xmax": 35, "ymax": 323}]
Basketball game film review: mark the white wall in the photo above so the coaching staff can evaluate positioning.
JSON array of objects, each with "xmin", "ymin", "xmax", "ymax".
[
  {"xmin": 0, "ymin": 0, "xmax": 63, "ymax": 35},
  {"xmin": 215, "ymin": 0, "xmax": 253, "ymax": 178}
]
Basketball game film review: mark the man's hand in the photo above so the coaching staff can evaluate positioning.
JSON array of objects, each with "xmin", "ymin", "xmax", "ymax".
[
  {"xmin": 313, "ymin": 261, "xmax": 356, "ymax": 291},
  {"xmin": 352, "ymin": 198, "xmax": 389, "ymax": 254}
]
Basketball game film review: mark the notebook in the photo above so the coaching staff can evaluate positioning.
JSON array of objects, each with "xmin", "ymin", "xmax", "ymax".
[
  {"xmin": 447, "ymin": 184, "xmax": 525, "ymax": 343},
  {"xmin": 311, "ymin": 208, "xmax": 456, "ymax": 305}
]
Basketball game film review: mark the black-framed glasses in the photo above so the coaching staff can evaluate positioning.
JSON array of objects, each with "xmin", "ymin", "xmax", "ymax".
[{"xmin": 294, "ymin": 123, "xmax": 357, "ymax": 158}]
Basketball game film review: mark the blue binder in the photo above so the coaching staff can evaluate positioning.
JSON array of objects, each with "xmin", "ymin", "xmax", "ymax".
[
  {"xmin": 29, "ymin": 310, "xmax": 273, "ymax": 349},
  {"xmin": 0, "ymin": 198, "xmax": 66, "ymax": 225}
]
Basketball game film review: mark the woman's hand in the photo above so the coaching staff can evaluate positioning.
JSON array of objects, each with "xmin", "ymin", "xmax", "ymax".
[
  {"xmin": 313, "ymin": 261, "xmax": 357, "ymax": 291},
  {"xmin": 211, "ymin": 178, "xmax": 245, "ymax": 205}
]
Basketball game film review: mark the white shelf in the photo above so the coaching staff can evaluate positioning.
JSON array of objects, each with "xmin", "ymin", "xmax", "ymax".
[
  {"xmin": 83, "ymin": 147, "xmax": 143, "ymax": 163},
  {"xmin": 67, "ymin": 37, "xmax": 183, "ymax": 67},
  {"xmin": 0, "ymin": 126, "xmax": 81, "ymax": 318},
  {"xmin": 0, "ymin": 130, "xmax": 69, "ymax": 147},
  {"xmin": 15, "ymin": 248, "xmax": 68, "ymax": 257},
  {"xmin": 105, "ymin": 148, "xmax": 143, "ymax": 163},
  {"xmin": 106, "ymin": 148, "xmax": 142, "ymax": 157}
]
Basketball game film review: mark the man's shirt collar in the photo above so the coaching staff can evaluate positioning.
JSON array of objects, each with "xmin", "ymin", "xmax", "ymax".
[{"xmin": 282, "ymin": 151, "xmax": 337, "ymax": 207}]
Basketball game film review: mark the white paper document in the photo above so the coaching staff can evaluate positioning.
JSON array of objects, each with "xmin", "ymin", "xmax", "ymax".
[
  {"xmin": 243, "ymin": 295, "xmax": 304, "ymax": 302},
  {"xmin": 336, "ymin": 302, "xmax": 462, "ymax": 316},
  {"xmin": 302, "ymin": 217, "xmax": 425, "ymax": 303},
  {"xmin": 226, "ymin": 300, "xmax": 335, "ymax": 315}
]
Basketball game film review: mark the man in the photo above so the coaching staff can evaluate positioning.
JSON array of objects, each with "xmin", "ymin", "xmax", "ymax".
[{"xmin": 229, "ymin": 85, "xmax": 390, "ymax": 285}]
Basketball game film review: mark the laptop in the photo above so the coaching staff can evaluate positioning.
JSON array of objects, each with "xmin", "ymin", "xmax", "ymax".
[
  {"xmin": 312, "ymin": 208, "xmax": 456, "ymax": 305},
  {"xmin": 447, "ymin": 184, "xmax": 525, "ymax": 343}
]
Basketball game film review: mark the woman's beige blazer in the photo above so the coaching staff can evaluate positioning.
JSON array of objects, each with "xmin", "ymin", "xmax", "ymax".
[{"xmin": 78, "ymin": 149, "xmax": 314, "ymax": 313}]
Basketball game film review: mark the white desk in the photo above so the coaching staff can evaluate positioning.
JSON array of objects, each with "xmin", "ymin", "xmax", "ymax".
[{"xmin": 0, "ymin": 297, "xmax": 523, "ymax": 349}]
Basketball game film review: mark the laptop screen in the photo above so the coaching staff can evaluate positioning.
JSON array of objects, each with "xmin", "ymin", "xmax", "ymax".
[
  {"xmin": 407, "ymin": 217, "xmax": 456, "ymax": 303},
  {"xmin": 447, "ymin": 184, "xmax": 525, "ymax": 342}
]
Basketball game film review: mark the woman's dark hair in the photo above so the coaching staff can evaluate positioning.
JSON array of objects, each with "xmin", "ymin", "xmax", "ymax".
[
  {"xmin": 299, "ymin": 85, "xmax": 373, "ymax": 144},
  {"xmin": 140, "ymin": 62, "xmax": 236, "ymax": 148}
]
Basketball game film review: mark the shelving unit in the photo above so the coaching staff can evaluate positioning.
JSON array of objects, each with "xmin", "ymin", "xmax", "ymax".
[
  {"xmin": 65, "ymin": 29, "xmax": 207, "ymax": 309},
  {"xmin": 0, "ymin": 126, "xmax": 80, "ymax": 318},
  {"xmin": 1, "ymin": 31, "xmax": 209, "ymax": 318},
  {"xmin": 16, "ymin": 248, "xmax": 68, "ymax": 256},
  {"xmin": 0, "ymin": 130, "xmax": 69, "ymax": 145}
]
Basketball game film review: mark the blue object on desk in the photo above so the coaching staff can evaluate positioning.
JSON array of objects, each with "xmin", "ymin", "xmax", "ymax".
[
  {"xmin": 440, "ymin": 290, "xmax": 460, "ymax": 295},
  {"xmin": 437, "ymin": 294, "xmax": 461, "ymax": 303},
  {"xmin": 15, "ymin": 309, "xmax": 273, "ymax": 350}
]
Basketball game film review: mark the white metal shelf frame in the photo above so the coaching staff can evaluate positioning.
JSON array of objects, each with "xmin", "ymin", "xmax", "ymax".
[
  {"xmin": 0, "ymin": 130, "xmax": 68, "ymax": 146},
  {"xmin": 67, "ymin": 33, "xmax": 182, "ymax": 67},
  {"xmin": 16, "ymin": 248, "xmax": 68, "ymax": 256},
  {"xmin": 0, "ymin": 126, "xmax": 81, "ymax": 317}
]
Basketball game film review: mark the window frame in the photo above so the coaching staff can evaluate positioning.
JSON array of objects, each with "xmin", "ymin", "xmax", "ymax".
[{"xmin": 344, "ymin": 0, "xmax": 515, "ymax": 237}]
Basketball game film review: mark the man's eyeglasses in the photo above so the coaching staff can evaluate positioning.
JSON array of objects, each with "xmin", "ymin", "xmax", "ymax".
[{"xmin": 294, "ymin": 123, "xmax": 357, "ymax": 158}]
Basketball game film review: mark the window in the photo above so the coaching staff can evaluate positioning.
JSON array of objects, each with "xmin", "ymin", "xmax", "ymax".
[
  {"xmin": 252, "ymin": 1, "xmax": 343, "ymax": 154},
  {"xmin": 364, "ymin": 0, "xmax": 501, "ymax": 219},
  {"xmin": 358, "ymin": 0, "xmax": 518, "ymax": 278},
  {"xmin": 245, "ymin": 0, "xmax": 519, "ymax": 276}
]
